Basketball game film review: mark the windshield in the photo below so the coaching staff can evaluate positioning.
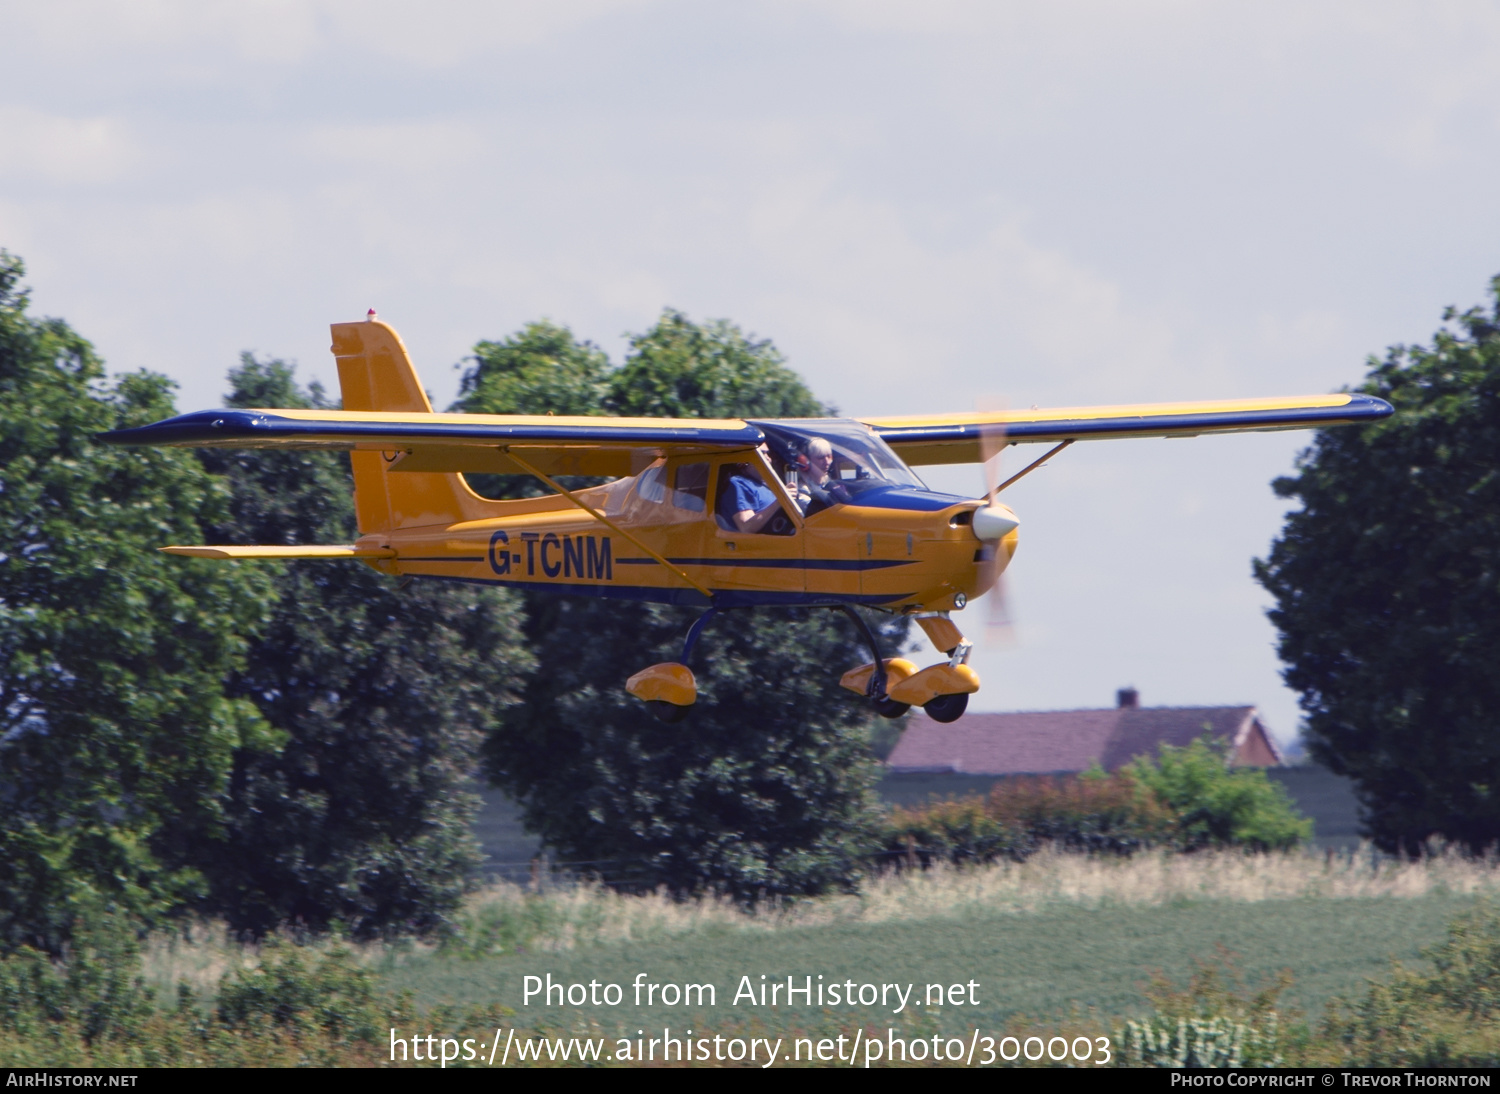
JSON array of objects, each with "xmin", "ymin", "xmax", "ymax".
[{"xmin": 753, "ymin": 419, "xmax": 927, "ymax": 501}]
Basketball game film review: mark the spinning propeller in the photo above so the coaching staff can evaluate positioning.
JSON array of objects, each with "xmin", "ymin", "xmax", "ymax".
[
  {"xmin": 971, "ymin": 404, "xmax": 1076, "ymax": 640},
  {"xmin": 973, "ymin": 401, "xmax": 1020, "ymax": 639}
]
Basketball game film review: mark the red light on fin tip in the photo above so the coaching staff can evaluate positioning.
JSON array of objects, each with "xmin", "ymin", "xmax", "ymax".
[{"xmin": 366, "ymin": 308, "xmax": 377, "ymax": 322}]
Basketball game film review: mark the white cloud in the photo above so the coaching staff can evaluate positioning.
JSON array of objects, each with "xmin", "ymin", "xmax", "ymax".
[
  {"xmin": 298, "ymin": 120, "xmax": 485, "ymax": 173},
  {"xmin": 0, "ymin": 108, "xmax": 142, "ymax": 184},
  {"xmin": 319, "ymin": 0, "xmax": 662, "ymax": 63},
  {"xmin": 5, "ymin": 0, "xmax": 658, "ymax": 66},
  {"xmin": 722, "ymin": 175, "xmax": 1194, "ymax": 409}
]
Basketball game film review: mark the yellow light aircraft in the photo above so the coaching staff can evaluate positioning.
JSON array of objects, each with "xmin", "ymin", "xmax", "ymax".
[{"xmin": 102, "ymin": 316, "xmax": 1391, "ymax": 724}]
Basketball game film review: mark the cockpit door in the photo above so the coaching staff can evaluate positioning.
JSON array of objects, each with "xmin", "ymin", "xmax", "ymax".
[{"xmin": 706, "ymin": 455, "xmax": 806, "ymax": 602}]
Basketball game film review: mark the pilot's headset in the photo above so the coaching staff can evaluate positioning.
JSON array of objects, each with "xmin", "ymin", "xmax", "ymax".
[{"xmin": 799, "ymin": 438, "xmax": 833, "ymax": 477}]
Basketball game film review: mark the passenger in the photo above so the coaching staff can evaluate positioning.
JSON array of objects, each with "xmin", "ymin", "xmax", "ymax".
[{"xmin": 725, "ymin": 446, "xmax": 785, "ymax": 533}]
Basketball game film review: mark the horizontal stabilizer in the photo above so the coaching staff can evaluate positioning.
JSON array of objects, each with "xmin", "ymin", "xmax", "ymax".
[{"xmin": 160, "ymin": 545, "xmax": 396, "ymax": 560}]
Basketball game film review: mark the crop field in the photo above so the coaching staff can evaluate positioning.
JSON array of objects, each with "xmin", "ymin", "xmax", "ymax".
[
  {"xmin": 390, "ymin": 892, "xmax": 1475, "ymax": 1038},
  {"xmin": 392, "ymin": 851, "xmax": 1492, "ymax": 1035},
  {"xmin": 144, "ymin": 846, "xmax": 1500, "ymax": 1045}
]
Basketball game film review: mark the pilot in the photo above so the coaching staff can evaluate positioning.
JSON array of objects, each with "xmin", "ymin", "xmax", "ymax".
[
  {"xmin": 796, "ymin": 437, "xmax": 852, "ymax": 513},
  {"xmin": 725, "ymin": 445, "xmax": 785, "ymax": 533}
]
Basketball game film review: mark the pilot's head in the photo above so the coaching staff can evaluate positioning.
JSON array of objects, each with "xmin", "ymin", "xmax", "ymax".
[{"xmin": 803, "ymin": 437, "xmax": 834, "ymax": 480}]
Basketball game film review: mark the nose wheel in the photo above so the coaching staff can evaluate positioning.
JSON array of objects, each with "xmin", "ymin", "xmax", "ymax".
[
  {"xmin": 844, "ymin": 610, "xmax": 980, "ymax": 722},
  {"xmin": 921, "ymin": 692, "xmax": 968, "ymax": 723}
]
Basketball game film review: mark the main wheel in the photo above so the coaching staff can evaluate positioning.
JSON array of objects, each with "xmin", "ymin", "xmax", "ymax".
[
  {"xmin": 647, "ymin": 700, "xmax": 691, "ymax": 724},
  {"xmin": 873, "ymin": 696, "xmax": 910, "ymax": 719},
  {"xmin": 923, "ymin": 692, "xmax": 968, "ymax": 723}
]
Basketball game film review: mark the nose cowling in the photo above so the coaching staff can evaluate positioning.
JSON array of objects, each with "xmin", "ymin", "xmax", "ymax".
[{"xmin": 972, "ymin": 504, "xmax": 1020, "ymax": 541}]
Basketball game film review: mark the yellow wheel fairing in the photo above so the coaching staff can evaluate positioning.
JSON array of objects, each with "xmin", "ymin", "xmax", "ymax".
[
  {"xmin": 838, "ymin": 658, "xmax": 919, "ymax": 697},
  {"xmin": 886, "ymin": 663, "xmax": 982, "ymax": 707},
  {"xmin": 626, "ymin": 662, "xmax": 697, "ymax": 707}
]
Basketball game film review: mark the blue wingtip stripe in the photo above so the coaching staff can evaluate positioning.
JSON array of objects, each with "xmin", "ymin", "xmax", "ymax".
[
  {"xmin": 99, "ymin": 398, "xmax": 1394, "ymax": 451},
  {"xmin": 98, "ymin": 409, "xmax": 766, "ymax": 448}
]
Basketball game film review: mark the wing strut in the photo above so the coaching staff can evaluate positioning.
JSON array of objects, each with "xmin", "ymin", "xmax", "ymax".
[
  {"xmin": 996, "ymin": 440, "xmax": 1073, "ymax": 494},
  {"xmin": 502, "ymin": 448, "xmax": 716, "ymax": 601}
]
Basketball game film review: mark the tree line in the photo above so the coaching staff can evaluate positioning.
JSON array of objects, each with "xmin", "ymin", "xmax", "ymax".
[
  {"xmin": 0, "ymin": 250, "xmax": 901, "ymax": 952},
  {"xmin": 1257, "ymin": 275, "xmax": 1500, "ymax": 855},
  {"xmin": 6, "ymin": 241, "xmax": 1500, "ymax": 952}
]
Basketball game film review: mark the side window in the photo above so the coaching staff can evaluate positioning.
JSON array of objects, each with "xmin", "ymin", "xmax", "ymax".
[
  {"xmin": 608, "ymin": 461, "xmax": 708, "ymax": 525},
  {"xmin": 635, "ymin": 464, "xmax": 669, "ymax": 504},
  {"xmin": 673, "ymin": 462, "xmax": 709, "ymax": 513}
]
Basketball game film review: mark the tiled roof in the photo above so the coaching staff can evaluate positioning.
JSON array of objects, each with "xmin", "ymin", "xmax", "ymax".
[
  {"xmin": 1101, "ymin": 707, "xmax": 1258, "ymax": 770},
  {"xmin": 886, "ymin": 705, "xmax": 1267, "ymax": 775}
]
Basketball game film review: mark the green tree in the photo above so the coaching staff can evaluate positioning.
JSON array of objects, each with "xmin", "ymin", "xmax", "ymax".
[
  {"xmin": 459, "ymin": 320, "xmax": 611, "ymax": 419},
  {"xmin": 0, "ymin": 251, "xmax": 273, "ymax": 953},
  {"xmin": 1256, "ymin": 276, "xmax": 1500, "ymax": 853},
  {"xmin": 458, "ymin": 310, "xmax": 904, "ymax": 899},
  {"xmin": 192, "ymin": 357, "xmax": 535, "ymax": 937},
  {"xmin": 456, "ymin": 321, "xmax": 612, "ymax": 499},
  {"xmin": 1125, "ymin": 736, "xmax": 1311, "ymax": 852},
  {"xmin": 609, "ymin": 308, "xmax": 829, "ymax": 419}
]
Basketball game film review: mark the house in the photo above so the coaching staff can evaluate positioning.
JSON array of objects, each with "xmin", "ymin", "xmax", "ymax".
[{"xmin": 886, "ymin": 687, "xmax": 1283, "ymax": 776}]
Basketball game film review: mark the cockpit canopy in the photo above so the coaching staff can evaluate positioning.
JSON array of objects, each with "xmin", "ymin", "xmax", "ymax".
[{"xmin": 753, "ymin": 419, "xmax": 928, "ymax": 495}]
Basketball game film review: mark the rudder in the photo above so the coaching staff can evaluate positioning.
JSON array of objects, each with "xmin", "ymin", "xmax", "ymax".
[{"xmin": 330, "ymin": 318, "xmax": 491, "ymax": 533}]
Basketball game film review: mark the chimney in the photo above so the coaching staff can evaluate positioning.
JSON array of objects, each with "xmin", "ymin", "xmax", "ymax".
[{"xmin": 1116, "ymin": 687, "xmax": 1139, "ymax": 710}]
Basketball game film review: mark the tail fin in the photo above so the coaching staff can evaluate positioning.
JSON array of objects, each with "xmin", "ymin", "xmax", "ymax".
[{"xmin": 330, "ymin": 318, "xmax": 491, "ymax": 533}]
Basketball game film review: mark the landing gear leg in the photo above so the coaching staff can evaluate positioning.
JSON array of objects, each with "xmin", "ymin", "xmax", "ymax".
[
  {"xmin": 628, "ymin": 608, "xmax": 718, "ymax": 722},
  {"xmin": 875, "ymin": 611, "xmax": 979, "ymax": 723},
  {"xmin": 838, "ymin": 606, "xmax": 910, "ymax": 719},
  {"xmin": 679, "ymin": 607, "xmax": 718, "ymax": 664}
]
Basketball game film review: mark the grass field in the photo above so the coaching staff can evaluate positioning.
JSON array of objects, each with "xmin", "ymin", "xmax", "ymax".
[
  {"xmin": 139, "ymin": 846, "xmax": 1500, "ymax": 1049},
  {"xmin": 386, "ymin": 892, "xmax": 1474, "ymax": 1038}
]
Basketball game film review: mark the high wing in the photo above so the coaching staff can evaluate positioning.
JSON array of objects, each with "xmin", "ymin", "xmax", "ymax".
[
  {"xmin": 102, "ymin": 392, "xmax": 1395, "ymax": 476},
  {"xmin": 98, "ymin": 315, "xmax": 1392, "ymax": 477},
  {"xmin": 100, "ymin": 407, "xmax": 764, "ymax": 478},
  {"xmin": 858, "ymin": 393, "xmax": 1392, "ymax": 466}
]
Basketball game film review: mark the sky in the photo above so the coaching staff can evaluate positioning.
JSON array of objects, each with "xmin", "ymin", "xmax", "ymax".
[{"xmin": 4, "ymin": 0, "xmax": 1500, "ymax": 750}]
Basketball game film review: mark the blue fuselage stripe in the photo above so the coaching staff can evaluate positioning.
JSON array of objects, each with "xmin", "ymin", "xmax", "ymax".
[
  {"xmin": 411, "ymin": 573, "xmax": 910, "ymax": 607},
  {"xmin": 612, "ymin": 557, "xmax": 914, "ymax": 571}
]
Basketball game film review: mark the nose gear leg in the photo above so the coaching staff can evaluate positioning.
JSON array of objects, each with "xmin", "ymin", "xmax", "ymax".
[{"xmin": 885, "ymin": 611, "xmax": 980, "ymax": 723}]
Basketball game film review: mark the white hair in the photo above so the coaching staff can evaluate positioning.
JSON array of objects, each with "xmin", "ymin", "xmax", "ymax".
[{"xmin": 805, "ymin": 437, "xmax": 833, "ymax": 458}]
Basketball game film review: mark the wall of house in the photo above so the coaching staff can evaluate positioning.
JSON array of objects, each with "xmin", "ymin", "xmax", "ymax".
[
  {"xmin": 1266, "ymin": 766, "xmax": 1362, "ymax": 850},
  {"xmin": 1233, "ymin": 722, "xmax": 1282, "ymax": 767}
]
